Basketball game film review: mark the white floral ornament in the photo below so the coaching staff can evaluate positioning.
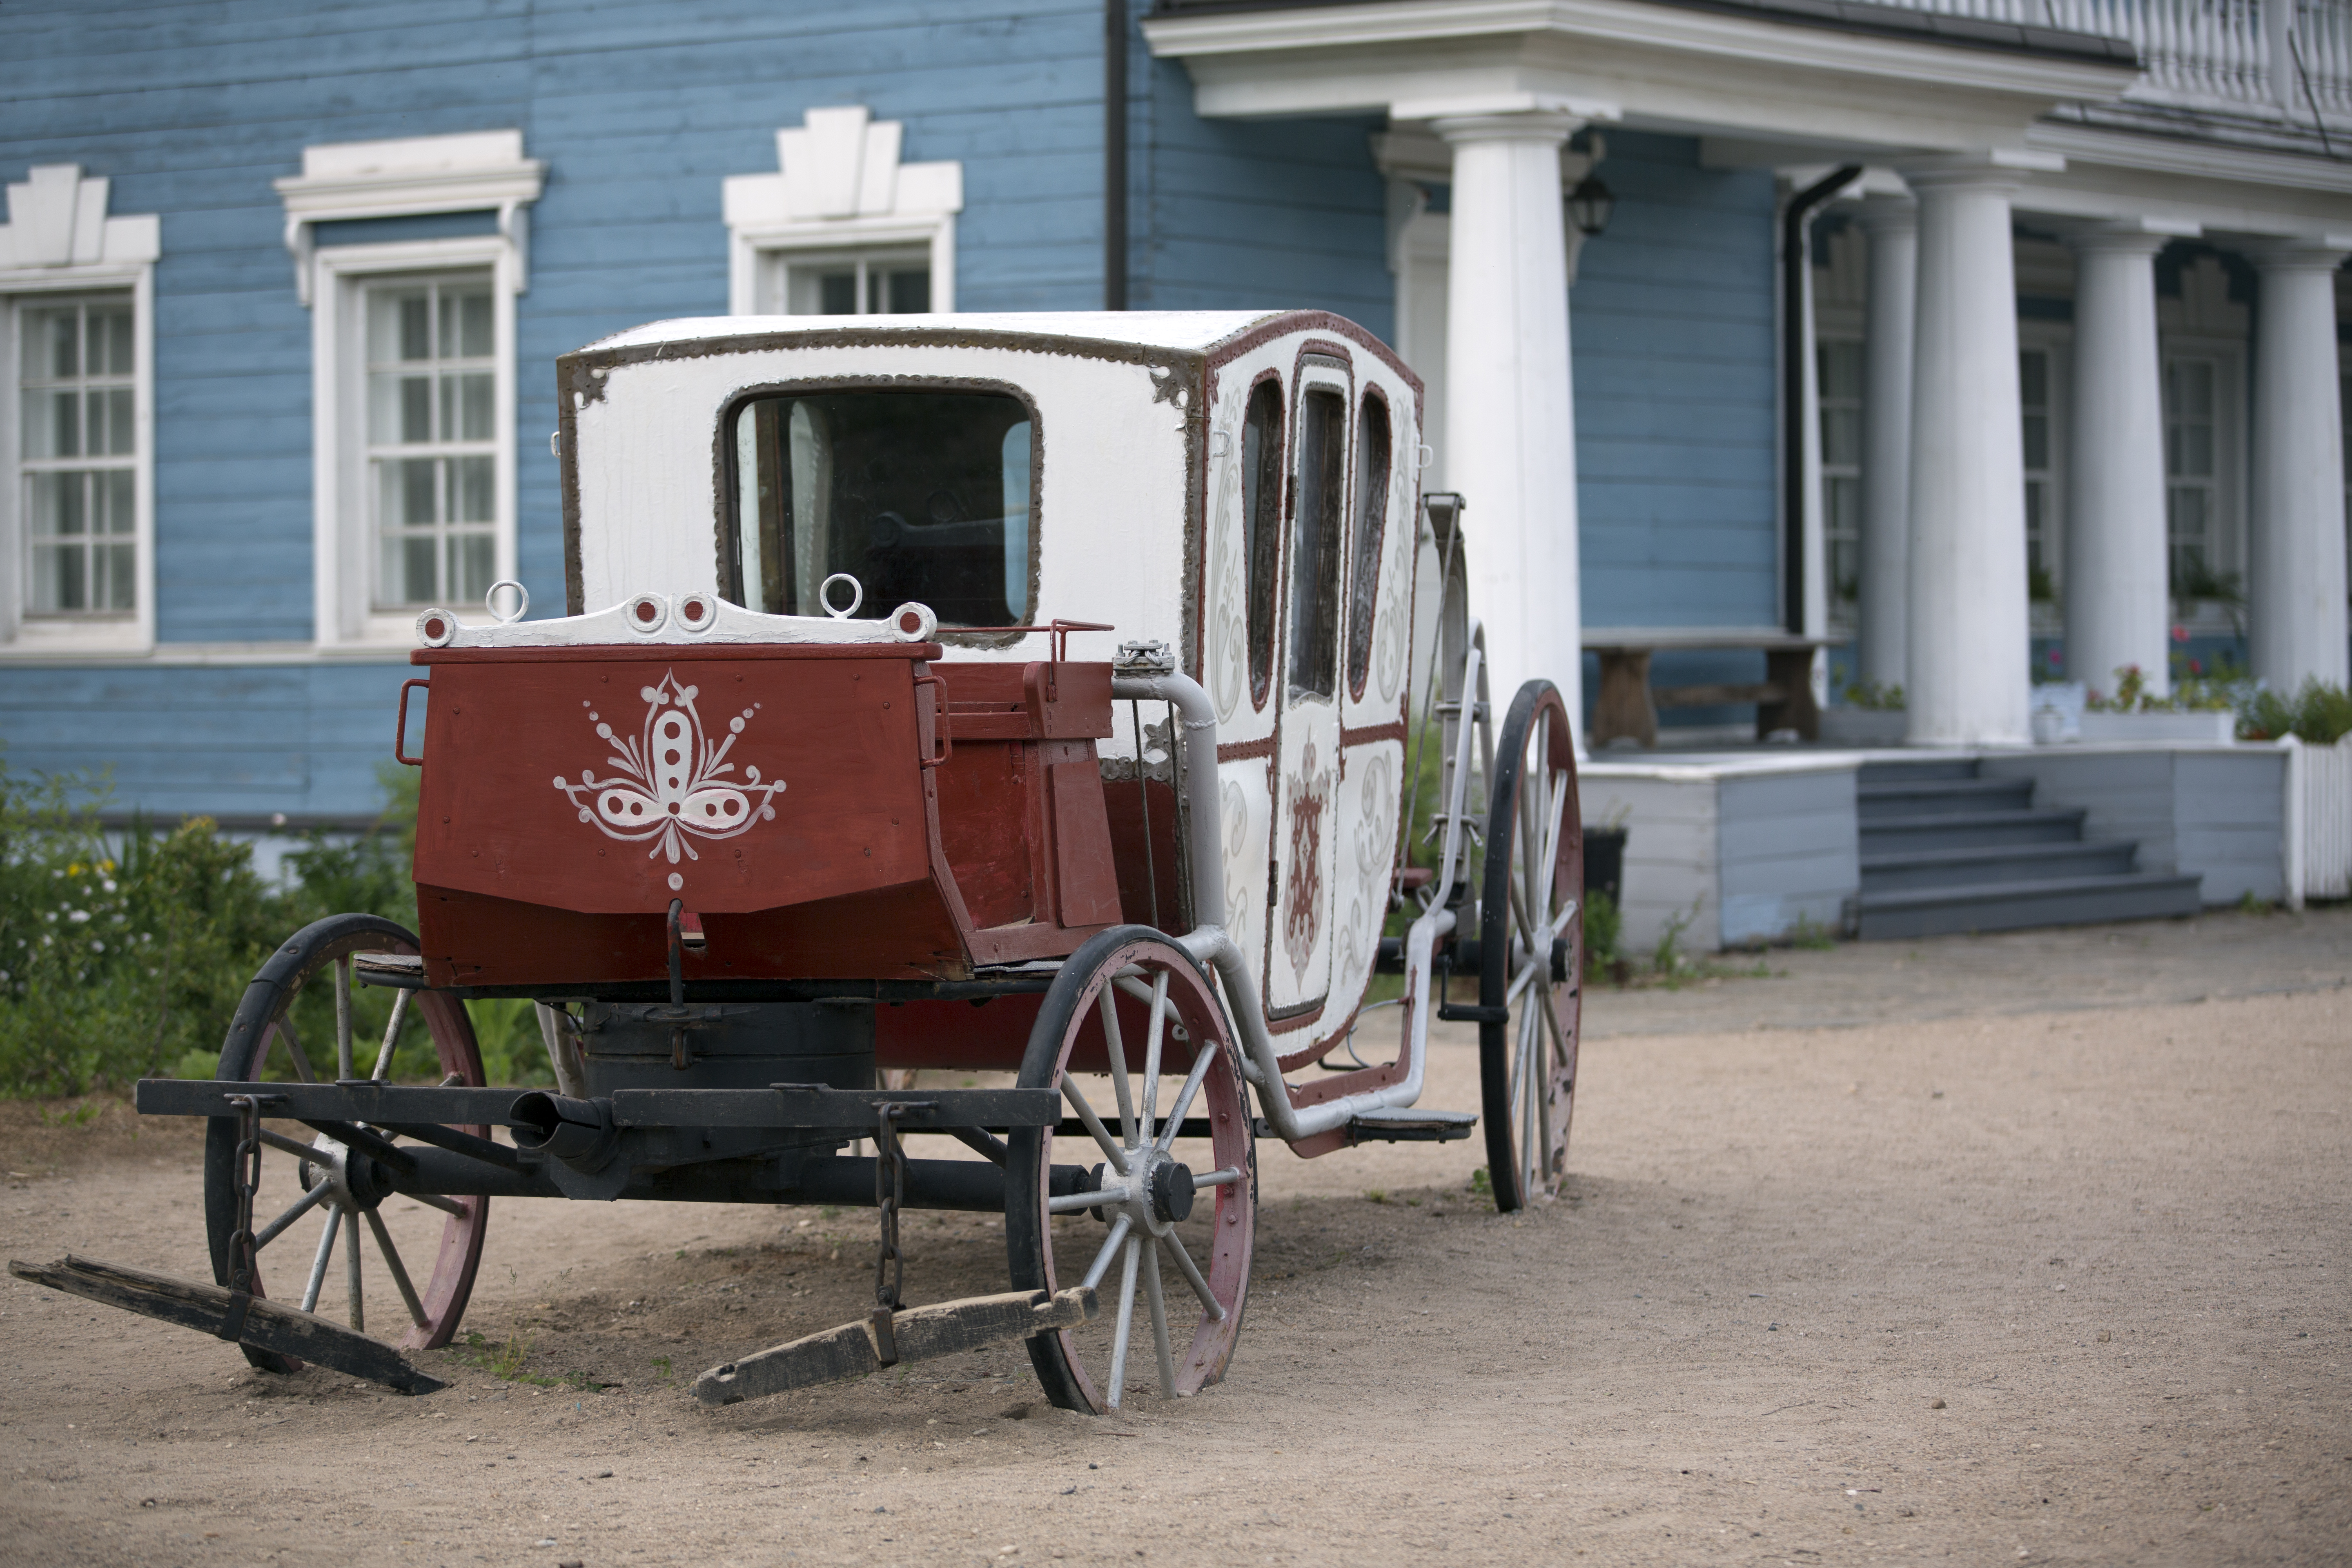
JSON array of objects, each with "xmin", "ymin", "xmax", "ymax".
[{"xmin": 552, "ymin": 671, "xmax": 787, "ymax": 884}]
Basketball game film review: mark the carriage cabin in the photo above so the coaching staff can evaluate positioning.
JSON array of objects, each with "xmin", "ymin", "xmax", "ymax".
[{"xmin": 406, "ymin": 311, "xmax": 1423, "ymax": 1066}]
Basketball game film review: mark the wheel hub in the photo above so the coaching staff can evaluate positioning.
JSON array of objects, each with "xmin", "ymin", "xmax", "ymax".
[{"xmin": 1149, "ymin": 1160, "xmax": 1195, "ymax": 1224}]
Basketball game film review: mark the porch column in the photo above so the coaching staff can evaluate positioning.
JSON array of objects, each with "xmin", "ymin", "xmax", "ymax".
[
  {"xmin": 1857, "ymin": 194, "xmax": 1916, "ymax": 689},
  {"xmin": 2247, "ymin": 242, "xmax": 2350, "ymax": 690},
  {"xmin": 1433, "ymin": 111, "xmax": 1582, "ymax": 734},
  {"xmin": 2061, "ymin": 224, "xmax": 2171, "ymax": 697},
  {"xmin": 1900, "ymin": 160, "xmax": 2032, "ymax": 745}
]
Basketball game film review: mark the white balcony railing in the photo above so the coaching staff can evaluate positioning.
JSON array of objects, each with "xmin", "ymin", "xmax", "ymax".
[{"xmin": 1891, "ymin": 0, "xmax": 2352, "ymax": 121}]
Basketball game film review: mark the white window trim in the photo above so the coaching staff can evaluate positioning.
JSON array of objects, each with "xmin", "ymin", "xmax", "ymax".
[
  {"xmin": 0, "ymin": 165, "xmax": 160, "ymax": 657},
  {"xmin": 2157, "ymin": 332, "xmax": 2249, "ymax": 637},
  {"xmin": 279, "ymin": 133, "xmax": 539, "ymax": 650},
  {"xmin": 2018, "ymin": 322, "xmax": 2071, "ymax": 640},
  {"xmin": 722, "ymin": 106, "xmax": 962, "ymax": 316},
  {"xmin": 309, "ymin": 238, "xmax": 519, "ymax": 649}
]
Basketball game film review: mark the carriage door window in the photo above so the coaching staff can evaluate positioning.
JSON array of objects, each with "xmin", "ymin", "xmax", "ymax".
[
  {"xmin": 727, "ymin": 388, "xmax": 1034, "ymax": 628},
  {"xmin": 1345, "ymin": 392, "xmax": 1392, "ymax": 697},
  {"xmin": 1264, "ymin": 360, "xmax": 1350, "ymax": 1017},
  {"xmin": 1286, "ymin": 381, "xmax": 1347, "ymax": 699},
  {"xmin": 1240, "ymin": 378, "xmax": 1284, "ymax": 707}
]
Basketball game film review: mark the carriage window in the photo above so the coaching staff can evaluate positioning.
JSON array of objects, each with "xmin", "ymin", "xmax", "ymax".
[
  {"xmin": 1345, "ymin": 392, "xmax": 1392, "ymax": 697},
  {"xmin": 1285, "ymin": 383, "xmax": 1346, "ymax": 699},
  {"xmin": 1241, "ymin": 378, "xmax": 1284, "ymax": 706},
  {"xmin": 728, "ymin": 389, "xmax": 1034, "ymax": 627}
]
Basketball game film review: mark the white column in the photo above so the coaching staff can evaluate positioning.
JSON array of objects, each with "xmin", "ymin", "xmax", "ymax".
[
  {"xmin": 2062, "ymin": 225, "xmax": 2172, "ymax": 697},
  {"xmin": 1901, "ymin": 161, "xmax": 2032, "ymax": 745},
  {"xmin": 2247, "ymin": 242, "xmax": 2351, "ymax": 691},
  {"xmin": 1857, "ymin": 194, "xmax": 1915, "ymax": 689},
  {"xmin": 1434, "ymin": 111, "xmax": 1582, "ymax": 733}
]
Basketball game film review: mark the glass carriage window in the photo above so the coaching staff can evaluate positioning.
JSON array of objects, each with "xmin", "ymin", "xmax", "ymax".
[
  {"xmin": 1241, "ymin": 378, "xmax": 1284, "ymax": 705},
  {"xmin": 1345, "ymin": 390, "xmax": 1392, "ymax": 697},
  {"xmin": 1285, "ymin": 382, "xmax": 1346, "ymax": 700},
  {"xmin": 20, "ymin": 296, "xmax": 136, "ymax": 615},
  {"xmin": 728, "ymin": 389, "xmax": 1034, "ymax": 627},
  {"xmin": 366, "ymin": 276, "xmax": 496, "ymax": 608}
]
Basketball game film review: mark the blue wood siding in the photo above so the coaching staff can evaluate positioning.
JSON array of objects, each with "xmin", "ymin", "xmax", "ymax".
[{"xmin": 1572, "ymin": 131, "xmax": 1779, "ymax": 633}]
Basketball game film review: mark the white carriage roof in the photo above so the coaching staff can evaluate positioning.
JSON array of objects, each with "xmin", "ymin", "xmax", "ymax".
[{"xmin": 582, "ymin": 311, "xmax": 1291, "ymax": 356}]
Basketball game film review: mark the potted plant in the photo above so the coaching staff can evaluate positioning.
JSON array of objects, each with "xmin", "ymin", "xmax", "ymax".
[{"xmin": 2078, "ymin": 660, "xmax": 2240, "ymax": 743}]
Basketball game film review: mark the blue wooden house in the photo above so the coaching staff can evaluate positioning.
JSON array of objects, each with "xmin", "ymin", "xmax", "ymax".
[{"xmin": 2, "ymin": 0, "xmax": 2346, "ymax": 935}]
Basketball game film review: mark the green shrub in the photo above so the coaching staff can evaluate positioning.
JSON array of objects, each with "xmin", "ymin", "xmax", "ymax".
[
  {"xmin": 1581, "ymin": 888, "xmax": 1621, "ymax": 974},
  {"xmin": 0, "ymin": 760, "xmax": 550, "ymax": 1097},
  {"xmin": 2239, "ymin": 679, "xmax": 2352, "ymax": 746}
]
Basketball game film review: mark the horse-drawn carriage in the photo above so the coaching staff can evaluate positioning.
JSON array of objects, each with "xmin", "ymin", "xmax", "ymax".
[{"xmin": 14, "ymin": 310, "xmax": 1585, "ymax": 1412}]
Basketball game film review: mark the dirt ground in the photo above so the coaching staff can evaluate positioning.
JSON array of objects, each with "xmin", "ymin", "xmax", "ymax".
[{"xmin": 2, "ymin": 906, "xmax": 2348, "ymax": 1568}]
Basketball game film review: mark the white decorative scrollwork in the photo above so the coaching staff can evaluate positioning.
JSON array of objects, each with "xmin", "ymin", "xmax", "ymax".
[
  {"xmin": 1374, "ymin": 461, "xmax": 1413, "ymax": 703},
  {"xmin": 1220, "ymin": 776, "xmax": 1254, "ymax": 961},
  {"xmin": 552, "ymin": 671, "xmax": 788, "ymax": 875},
  {"xmin": 1209, "ymin": 432, "xmax": 1247, "ymax": 725}
]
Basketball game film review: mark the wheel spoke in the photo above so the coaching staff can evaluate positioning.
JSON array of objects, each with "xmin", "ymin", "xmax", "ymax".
[
  {"xmin": 258, "ymin": 1127, "xmax": 323, "ymax": 1163},
  {"xmin": 268, "ymin": 1017, "xmax": 319, "ymax": 1084},
  {"xmin": 252, "ymin": 1179, "xmax": 331, "ymax": 1251},
  {"xmin": 410, "ymin": 1191, "xmax": 467, "ymax": 1218},
  {"xmin": 1139, "ymin": 971, "xmax": 1170, "ymax": 1143},
  {"xmin": 333, "ymin": 958, "xmax": 354, "ymax": 1080},
  {"xmin": 1190, "ymin": 1165, "xmax": 1243, "ymax": 1189},
  {"xmin": 1080, "ymin": 1214, "xmax": 1133, "ymax": 1292},
  {"xmin": 370, "ymin": 989, "xmax": 412, "ymax": 1082},
  {"xmin": 1154, "ymin": 1040, "xmax": 1217, "ymax": 1154},
  {"xmin": 1141, "ymin": 1238, "xmax": 1177, "ymax": 1399},
  {"xmin": 345, "ymin": 1201, "xmax": 365, "ymax": 1330},
  {"xmin": 363, "ymin": 1208, "xmax": 430, "ymax": 1330},
  {"xmin": 1105, "ymin": 1233, "xmax": 1142, "ymax": 1410},
  {"xmin": 1058, "ymin": 1074, "xmax": 1130, "ymax": 1175},
  {"xmin": 301, "ymin": 1205, "xmax": 341, "ymax": 1314},
  {"xmin": 1158, "ymin": 1228, "xmax": 1225, "ymax": 1321},
  {"xmin": 1097, "ymin": 989, "xmax": 1136, "ymax": 1145}
]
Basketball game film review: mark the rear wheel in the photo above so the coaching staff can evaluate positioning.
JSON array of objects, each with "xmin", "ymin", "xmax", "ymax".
[
  {"xmin": 204, "ymin": 914, "xmax": 490, "ymax": 1371},
  {"xmin": 1478, "ymin": 682, "xmax": 1584, "ymax": 1212},
  {"xmin": 1006, "ymin": 927, "xmax": 1256, "ymax": 1412}
]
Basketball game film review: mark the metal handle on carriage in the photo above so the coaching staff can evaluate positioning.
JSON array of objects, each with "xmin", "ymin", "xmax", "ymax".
[
  {"xmin": 394, "ymin": 678, "xmax": 429, "ymax": 766},
  {"xmin": 911, "ymin": 673, "xmax": 951, "ymax": 769},
  {"xmin": 1111, "ymin": 667, "xmax": 1451, "ymax": 1146}
]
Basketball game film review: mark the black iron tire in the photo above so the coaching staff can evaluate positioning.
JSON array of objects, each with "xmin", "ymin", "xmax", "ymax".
[
  {"xmin": 1006, "ymin": 926, "xmax": 1257, "ymax": 1413},
  {"xmin": 1478, "ymin": 681, "xmax": 1585, "ymax": 1213},
  {"xmin": 205, "ymin": 913, "xmax": 490, "ymax": 1372}
]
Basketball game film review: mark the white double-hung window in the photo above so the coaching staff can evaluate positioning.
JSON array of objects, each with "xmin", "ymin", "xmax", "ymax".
[
  {"xmin": 0, "ymin": 166, "xmax": 159, "ymax": 653},
  {"xmin": 365, "ymin": 276, "xmax": 497, "ymax": 608},
  {"xmin": 276, "ymin": 131, "xmax": 540, "ymax": 646},
  {"xmin": 723, "ymin": 106, "xmax": 962, "ymax": 318},
  {"xmin": 21, "ymin": 296, "xmax": 136, "ymax": 614}
]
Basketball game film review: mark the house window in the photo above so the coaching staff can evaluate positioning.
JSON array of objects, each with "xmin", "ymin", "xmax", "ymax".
[
  {"xmin": 775, "ymin": 250, "xmax": 931, "ymax": 316},
  {"xmin": 19, "ymin": 296, "xmax": 136, "ymax": 615},
  {"xmin": 1817, "ymin": 337, "xmax": 1863, "ymax": 621},
  {"xmin": 2020, "ymin": 347, "xmax": 2057, "ymax": 603},
  {"xmin": 366, "ymin": 275, "xmax": 496, "ymax": 609},
  {"xmin": 2164, "ymin": 356, "xmax": 2222, "ymax": 598},
  {"xmin": 723, "ymin": 107, "xmax": 962, "ymax": 318},
  {"xmin": 0, "ymin": 165, "xmax": 159, "ymax": 653}
]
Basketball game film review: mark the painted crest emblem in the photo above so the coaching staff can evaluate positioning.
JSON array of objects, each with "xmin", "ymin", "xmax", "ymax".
[
  {"xmin": 552, "ymin": 671, "xmax": 787, "ymax": 889},
  {"xmin": 1281, "ymin": 742, "xmax": 1330, "ymax": 979}
]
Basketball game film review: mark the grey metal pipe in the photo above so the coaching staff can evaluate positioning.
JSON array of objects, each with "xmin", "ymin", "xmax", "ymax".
[{"xmin": 1109, "ymin": 671, "xmax": 1225, "ymax": 927}]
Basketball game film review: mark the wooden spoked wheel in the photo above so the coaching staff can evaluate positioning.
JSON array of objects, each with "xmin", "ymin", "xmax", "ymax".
[
  {"xmin": 204, "ymin": 914, "xmax": 490, "ymax": 1371},
  {"xmin": 1478, "ymin": 682, "xmax": 1585, "ymax": 1213},
  {"xmin": 1007, "ymin": 927, "xmax": 1256, "ymax": 1413}
]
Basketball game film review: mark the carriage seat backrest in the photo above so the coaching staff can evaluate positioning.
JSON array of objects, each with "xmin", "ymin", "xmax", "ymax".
[{"xmin": 928, "ymin": 661, "xmax": 1120, "ymax": 938}]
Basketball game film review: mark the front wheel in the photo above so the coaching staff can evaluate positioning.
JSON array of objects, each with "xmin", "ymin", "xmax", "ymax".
[
  {"xmin": 1006, "ymin": 927, "xmax": 1257, "ymax": 1412},
  {"xmin": 1478, "ymin": 682, "xmax": 1585, "ymax": 1212},
  {"xmin": 204, "ymin": 914, "xmax": 490, "ymax": 1371}
]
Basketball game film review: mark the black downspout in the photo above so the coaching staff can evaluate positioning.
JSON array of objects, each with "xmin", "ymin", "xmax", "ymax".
[
  {"xmin": 1104, "ymin": 0, "xmax": 1129, "ymax": 310},
  {"xmin": 1780, "ymin": 165, "xmax": 1862, "ymax": 633}
]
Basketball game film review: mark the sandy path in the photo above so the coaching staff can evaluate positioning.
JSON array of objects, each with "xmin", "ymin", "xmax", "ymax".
[{"xmin": 2, "ymin": 976, "xmax": 2346, "ymax": 1567}]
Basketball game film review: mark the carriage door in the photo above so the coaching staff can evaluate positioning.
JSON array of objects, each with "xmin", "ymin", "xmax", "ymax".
[{"xmin": 1265, "ymin": 358, "xmax": 1352, "ymax": 1016}]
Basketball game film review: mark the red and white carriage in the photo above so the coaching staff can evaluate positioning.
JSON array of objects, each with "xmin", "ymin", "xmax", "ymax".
[{"xmin": 20, "ymin": 311, "xmax": 1586, "ymax": 1412}]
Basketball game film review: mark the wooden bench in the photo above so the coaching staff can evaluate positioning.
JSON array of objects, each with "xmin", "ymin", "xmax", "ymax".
[{"xmin": 1583, "ymin": 627, "xmax": 1843, "ymax": 748}]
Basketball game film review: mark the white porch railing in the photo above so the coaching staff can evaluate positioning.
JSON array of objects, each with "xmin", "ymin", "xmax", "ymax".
[
  {"xmin": 2287, "ymin": 734, "xmax": 2352, "ymax": 905},
  {"xmin": 1892, "ymin": 0, "xmax": 2352, "ymax": 121}
]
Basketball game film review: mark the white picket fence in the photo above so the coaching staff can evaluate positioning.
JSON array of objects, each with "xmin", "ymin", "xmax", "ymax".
[{"xmin": 2285, "ymin": 734, "xmax": 2352, "ymax": 904}]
